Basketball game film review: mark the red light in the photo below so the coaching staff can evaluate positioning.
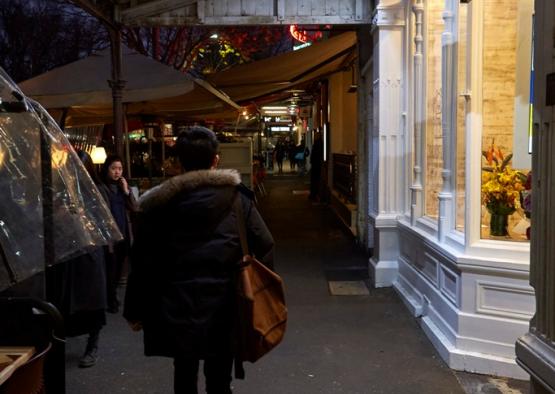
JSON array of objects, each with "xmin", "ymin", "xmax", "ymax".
[{"xmin": 290, "ymin": 25, "xmax": 309, "ymax": 43}]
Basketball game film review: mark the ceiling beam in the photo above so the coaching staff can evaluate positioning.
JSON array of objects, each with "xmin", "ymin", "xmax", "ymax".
[{"xmin": 121, "ymin": 0, "xmax": 197, "ymax": 24}]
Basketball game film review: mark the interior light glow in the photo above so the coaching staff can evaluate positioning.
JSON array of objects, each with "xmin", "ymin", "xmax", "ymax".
[
  {"xmin": 263, "ymin": 110, "xmax": 289, "ymax": 115},
  {"xmin": 90, "ymin": 146, "xmax": 107, "ymax": 164},
  {"xmin": 261, "ymin": 106, "xmax": 288, "ymax": 111}
]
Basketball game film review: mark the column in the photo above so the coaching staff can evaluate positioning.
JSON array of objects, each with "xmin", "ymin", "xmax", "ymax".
[
  {"xmin": 109, "ymin": 27, "xmax": 126, "ymax": 159},
  {"xmin": 410, "ymin": 0, "xmax": 424, "ymax": 226},
  {"xmin": 438, "ymin": 0, "xmax": 457, "ymax": 242},
  {"xmin": 368, "ymin": 1, "xmax": 406, "ymax": 287},
  {"xmin": 515, "ymin": 1, "xmax": 555, "ymax": 392}
]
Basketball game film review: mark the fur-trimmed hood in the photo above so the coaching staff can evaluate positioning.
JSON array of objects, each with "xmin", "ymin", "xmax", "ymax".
[{"xmin": 138, "ymin": 169, "xmax": 241, "ymax": 212}]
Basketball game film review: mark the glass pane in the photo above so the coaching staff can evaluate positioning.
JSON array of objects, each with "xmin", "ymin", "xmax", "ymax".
[
  {"xmin": 455, "ymin": 3, "xmax": 469, "ymax": 233},
  {"xmin": 424, "ymin": 0, "xmax": 444, "ymax": 220},
  {"xmin": 480, "ymin": 0, "xmax": 533, "ymax": 241}
]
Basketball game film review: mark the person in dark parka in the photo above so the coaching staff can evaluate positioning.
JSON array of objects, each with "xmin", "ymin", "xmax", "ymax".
[{"xmin": 124, "ymin": 127, "xmax": 274, "ymax": 394}]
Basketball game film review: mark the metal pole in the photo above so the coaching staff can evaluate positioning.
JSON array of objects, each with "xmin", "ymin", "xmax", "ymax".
[
  {"xmin": 40, "ymin": 126, "xmax": 66, "ymax": 394},
  {"xmin": 123, "ymin": 105, "xmax": 131, "ymax": 179},
  {"xmin": 39, "ymin": 127, "xmax": 54, "ymax": 294},
  {"xmin": 109, "ymin": 28, "xmax": 126, "ymax": 158}
]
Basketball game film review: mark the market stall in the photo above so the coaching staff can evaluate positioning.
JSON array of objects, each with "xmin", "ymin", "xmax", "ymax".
[{"xmin": 0, "ymin": 68, "xmax": 121, "ymax": 392}]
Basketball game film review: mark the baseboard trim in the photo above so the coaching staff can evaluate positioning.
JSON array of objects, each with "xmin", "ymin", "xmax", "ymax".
[{"xmin": 369, "ymin": 257, "xmax": 398, "ymax": 288}]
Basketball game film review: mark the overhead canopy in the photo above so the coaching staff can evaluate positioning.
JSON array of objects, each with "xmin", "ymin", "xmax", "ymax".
[
  {"xmin": 208, "ymin": 31, "xmax": 357, "ymax": 104},
  {"xmin": 19, "ymin": 46, "xmax": 239, "ymax": 126}
]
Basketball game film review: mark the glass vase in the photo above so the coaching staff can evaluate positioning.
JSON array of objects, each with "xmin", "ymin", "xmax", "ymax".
[{"xmin": 490, "ymin": 213, "xmax": 509, "ymax": 236}]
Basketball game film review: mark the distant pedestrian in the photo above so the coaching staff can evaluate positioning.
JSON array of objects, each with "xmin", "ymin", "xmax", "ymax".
[
  {"xmin": 288, "ymin": 140, "xmax": 297, "ymax": 172},
  {"xmin": 274, "ymin": 140, "xmax": 285, "ymax": 174},
  {"xmin": 124, "ymin": 126, "xmax": 274, "ymax": 394},
  {"xmin": 100, "ymin": 155, "xmax": 137, "ymax": 313}
]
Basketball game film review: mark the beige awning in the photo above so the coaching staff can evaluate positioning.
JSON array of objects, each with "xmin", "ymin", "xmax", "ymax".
[
  {"xmin": 208, "ymin": 31, "xmax": 357, "ymax": 104},
  {"xmin": 19, "ymin": 46, "xmax": 239, "ymax": 126}
]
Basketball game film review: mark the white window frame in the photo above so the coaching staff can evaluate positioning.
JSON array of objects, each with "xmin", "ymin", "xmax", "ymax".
[
  {"xmin": 462, "ymin": 0, "xmax": 530, "ymax": 266},
  {"xmin": 406, "ymin": 0, "xmax": 465, "ymax": 254}
]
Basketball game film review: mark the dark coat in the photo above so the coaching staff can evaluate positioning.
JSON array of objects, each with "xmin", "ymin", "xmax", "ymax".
[
  {"xmin": 98, "ymin": 182, "xmax": 137, "ymax": 244},
  {"xmin": 47, "ymin": 247, "xmax": 107, "ymax": 337},
  {"xmin": 123, "ymin": 169, "xmax": 274, "ymax": 359}
]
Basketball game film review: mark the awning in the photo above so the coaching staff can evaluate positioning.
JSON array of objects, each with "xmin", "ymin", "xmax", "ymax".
[
  {"xmin": 19, "ymin": 46, "xmax": 239, "ymax": 126},
  {"xmin": 208, "ymin": 31, "xmax": 357, "ymax": 104}
]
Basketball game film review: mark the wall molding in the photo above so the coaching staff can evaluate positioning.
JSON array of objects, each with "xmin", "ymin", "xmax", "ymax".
[
  {"xmin": 373, "ymin": 4, "xmax": 406, "ymax": 27},
  {"xmin": 476, "ymin": 281, "xmax": 535, "ymax": 321}
]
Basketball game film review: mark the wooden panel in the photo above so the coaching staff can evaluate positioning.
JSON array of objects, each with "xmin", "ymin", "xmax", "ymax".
[
  {"xmin": 325, "ymin": 0, "xmax": 340, "ymax": 16},
  {"xmin": 227, "ymin": 0, "xmax": 241, "ymax": 15},
  {"xmin": 339, "ymin": 0, "xmax": 354, "ymax": 16},
  {"xmin": 197, "ymin": 0, "xmax": 205, "ymax": 20},
  {"xmin": 206, "ymin": 0, "xmax": 214, "ymax": 16},
  {"xmin": 255, "ymin": 0, "xmax": 272, "ymax": 16},
  {"xmin": 440, "ymin": 266, "xmax": 459, "ymax": 306},
  {"xmin": 201, "ymin": 14, "xmax": 367, "ymax": 24},
  {"xmin": 297, "ymin": 0, "xmax": 311, "ymax": 16},
  {"xmin": 277, "ymin": 0, "xmax": 285, "ymax": 20},
  {"xmin": 213, "ymin": 0, "xmax": 226, "ymax": 16},
  {"xmin": 284, "ymin": 0, "xmax": 297, "ymax": 17},
  {"xmin": 241, "ymin": 0, "xmax": 256, "ymax": 15},
  {"xmin": 476, "ymin": 281, "xmax": 535, "ymax": 320},
  {"xmin": 355, "ymin": 0, "xmax": 363, "ymax": 19},
  {"xmin": 311, "ymin": 0, "xmax": 325, "ymax": 16},
  {"xmin": 0, "ymin": 347, "xmax": 35, "ymax": 386}
]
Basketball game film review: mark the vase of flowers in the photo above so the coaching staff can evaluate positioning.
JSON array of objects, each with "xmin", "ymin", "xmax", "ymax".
[{"xmin": 481, "ymin": 141, "xmax": 526, "ymax": 237}]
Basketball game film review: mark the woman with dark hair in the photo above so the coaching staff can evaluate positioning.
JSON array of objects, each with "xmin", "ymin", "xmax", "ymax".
[{"xmin": 100, "ymin": 155, "xmax": 137, "ymax": 313}]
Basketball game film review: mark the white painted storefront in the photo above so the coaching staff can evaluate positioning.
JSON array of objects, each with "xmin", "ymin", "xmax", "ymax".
[
  {"xmin": 364, "ymin": 0, "xmax": 535, "ymax": 379},
  {"xmin": 74, "ymin": 0, "xmax": 540, "ymax": 381}
]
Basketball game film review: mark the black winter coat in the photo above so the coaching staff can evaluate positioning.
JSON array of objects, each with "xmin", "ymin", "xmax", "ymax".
[{"xmin": 123, "ymin": 169, "xmax": 274, "ymax": 359}]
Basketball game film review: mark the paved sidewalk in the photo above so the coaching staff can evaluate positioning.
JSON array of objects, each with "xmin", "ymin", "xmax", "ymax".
[{"xmin": 64, "ymin": 176, "xmax": 501, "ymax": 393}]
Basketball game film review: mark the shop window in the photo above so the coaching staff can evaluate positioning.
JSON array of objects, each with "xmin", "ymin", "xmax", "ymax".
[
  {"xmin": 424, "ymin": 0, "xmax": 444, "ymax": 221},
  {"xmin": 480, "ymin": 0, "xmax": 533, "ymax": 241}
]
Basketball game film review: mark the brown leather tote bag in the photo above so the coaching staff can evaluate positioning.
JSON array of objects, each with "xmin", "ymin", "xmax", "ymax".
[{"xmin": 233, "ymin": 194, "xmax": 287, "ymax": 367}]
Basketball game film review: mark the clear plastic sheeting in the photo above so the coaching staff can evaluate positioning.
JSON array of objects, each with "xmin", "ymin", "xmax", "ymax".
[{"xmin": 0, "ymin": 68, "xmax": 122, "ymax": 292}]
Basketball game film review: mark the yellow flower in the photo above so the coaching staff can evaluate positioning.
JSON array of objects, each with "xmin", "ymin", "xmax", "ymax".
[{"xmin": 481, "ymin": 143, "xmax": 525, "ymax": 212}]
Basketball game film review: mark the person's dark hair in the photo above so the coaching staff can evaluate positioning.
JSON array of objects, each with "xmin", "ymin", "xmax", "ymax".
[
  {"xmin": 101, "ymin": 155, "xmax": 124, "ymax": 182},
  {"xmin": 76, "ymin": 149, "xmax": 100, "ymax": 184},
  {"xmin": 176, "ymin": 126, "xmax": 219, "ymax": 171}
]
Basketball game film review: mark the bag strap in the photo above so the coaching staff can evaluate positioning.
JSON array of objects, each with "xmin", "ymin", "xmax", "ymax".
[
  {"xmin": 233, "ymin": 191, "xmax": 248, "ymax": 380},
  {"xmin": 233, "ymin": 192, "xmax": 250, "ymax": 257}
]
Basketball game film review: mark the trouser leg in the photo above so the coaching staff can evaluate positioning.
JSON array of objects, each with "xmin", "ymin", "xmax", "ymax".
[
  {"xmin": 106, "ymin": 242, "xmax": 126, "ymax": 311},
  {"xmin": 174, "ymin": 357, "xmax": 199, "ymax": 394},
  {"xmin": 105, "ymin": 252, "xmax": 119, "ymax": 311},
  {"xmin": 204, "ymin": 355, "xmax": 233, "ymax": 394}
]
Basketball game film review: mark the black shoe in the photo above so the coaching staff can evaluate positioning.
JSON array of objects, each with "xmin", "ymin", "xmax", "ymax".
[
  {"xmin": 79, "ymin": 332, "xmax": 99, "ymax": 368},
  {"xmin": 107, "ymin": 298, "xmax": 120, "ymax": 314},
  {"xmin": 107, "ymin": 303, "xmax": 119, "ymax": 314},
  {"xmin": 78, "ymin": 348, "xmax": 98, "ymax": 368}
]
